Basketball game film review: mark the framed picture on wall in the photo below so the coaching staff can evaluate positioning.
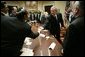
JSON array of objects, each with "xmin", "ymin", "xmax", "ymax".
[{"xmin": 25, "ymin": 1, "xmax": 38, "ymax": 11}]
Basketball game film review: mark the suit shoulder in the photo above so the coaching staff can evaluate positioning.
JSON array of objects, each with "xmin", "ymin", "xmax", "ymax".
[
  {"xmin": 1, "ymin": 16, "xmax": 17, "ymax": 21},
  {"xmin": 70, "ymin": 16, "xmax": 84, "ymax": 30},
  {"xmin": 71, "ymin": 17, "xmax": 84, "ymax": 25},
  {"xmin": 1, "ymin": 16, "xmax": 18, "ymax": 24},
  {"xmin": 47, "ymin": 15, "xmax": 51, "ymax": 19},
  {"xmin": 57, "ymin": 13, "xmax": 62, "ymax": 15}
]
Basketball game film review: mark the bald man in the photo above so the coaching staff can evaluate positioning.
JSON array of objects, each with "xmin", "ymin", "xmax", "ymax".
[
  {"xmin": 63, "ymin": 1, "xmax": 84, "ymax": 56},
  {"xmin": 44, "ymin": 6, "xmax": 64, "ymax": 44}
]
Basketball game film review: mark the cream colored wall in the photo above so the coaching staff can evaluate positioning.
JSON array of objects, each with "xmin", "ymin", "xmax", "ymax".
[
  {"xmin": 54, "ymin": 1, "xmax": 66, "ymax": 18},
  {"xmin": 38, "ymin": 1, "xmax": 43, "ymax": 12},
  {"xmin": 6, "ymin": 1, "xmax": 25, "ymax": 8}
]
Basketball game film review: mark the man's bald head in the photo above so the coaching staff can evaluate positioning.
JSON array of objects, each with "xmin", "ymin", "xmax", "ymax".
[
  {"xmin": 13, "ymin": 7, "xmax": 17, "ymax": 12},
  {"xmin": 50, "ymin": 6, "xmax": 57, "ymax": 11},
  {"xmin": 50, "ymin": 6, "xmax": 57, "ymax": 16}
]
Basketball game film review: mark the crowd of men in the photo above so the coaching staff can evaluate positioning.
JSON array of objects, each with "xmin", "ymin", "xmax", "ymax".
[{"xmin": 1, "ymin": 1, "xmax": 84, "ymax": 56}]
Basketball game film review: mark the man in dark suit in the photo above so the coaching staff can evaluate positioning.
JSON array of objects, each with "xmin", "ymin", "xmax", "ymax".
[
  {"xmin": 1, "ymin": 1, "xmax": 39, "ymax": 56},
  {"xmin": 30, "ymin": 13, "xmax": 35, "ymax": 21},
  {"xmin": 63, "ymin": 1, "xmax": 84, "ymax": 56},
  {"xmin": 40, "ymin": 12, "xmax": 48, "ymax": 25},
  {"xmin": 44, "ymin": 6, "xmax": 64, "ymax": 44}
]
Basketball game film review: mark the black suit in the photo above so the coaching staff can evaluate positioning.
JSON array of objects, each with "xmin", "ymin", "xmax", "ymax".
[
  {"xmin": 63, "ymin": 16, "xmax": 84, "ymax": 56},
  {"xmin": 41, "ymin": 15, "xmax": 47, "ymax": 24},
  {"xmin": 30, "ymin": 13, "xmax": 35, "ymax": 21},
  {"xmin": 1, "ymin": 14, "xmax": 39, "ymax": 56},
  {"xmin": 37, "ymin": 13, "xmax": 41, "ymax": 23},
  {"xmin": 35, "ymin": 13, "xmax": 41, "ymax": 23},
  {"xmin": 44, "ymin": 13, "xmax": 64, "ymax": 44},
  {"xmin": 10, "ymin": 13, "xmax": 16, "ymax": 17}
]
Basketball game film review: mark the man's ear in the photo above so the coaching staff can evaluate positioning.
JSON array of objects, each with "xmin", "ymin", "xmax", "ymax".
[{"xmin": 76, "ymin": 8, "xmax": 79, "ymax": 14}]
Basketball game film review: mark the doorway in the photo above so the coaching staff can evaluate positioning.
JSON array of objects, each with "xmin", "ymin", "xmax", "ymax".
[{"xmin": 44, "ymin": 5, "xmax": 53, "ymax": 14}]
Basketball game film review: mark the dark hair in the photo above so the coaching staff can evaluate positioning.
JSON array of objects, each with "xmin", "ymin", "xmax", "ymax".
[
  {"xmin": 16, "ymin": 9, "xmax": 28, "ymax": 21},
  {"xmin": 17, "ymin": 7, "xmax": 23, "ymax": 12},
  {"xmin": 1, "ymin": 1, "xmax": 6, "ymax": 9}
]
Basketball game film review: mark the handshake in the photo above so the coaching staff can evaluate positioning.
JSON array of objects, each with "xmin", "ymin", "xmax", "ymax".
[
  {"xmin": 38, "ymin": 26, "xmax": 44, "ymax": 33},
  {"xmin": 31, "ymin": 25, "xmax": 50, "ymax": 40}
]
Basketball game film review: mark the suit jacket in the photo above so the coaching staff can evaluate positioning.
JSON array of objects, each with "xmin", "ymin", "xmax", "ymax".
[
  {"xmin": 10, "ymin": 13, "xmax": 16, "ymax": 17},
  {"xmin": 1, "ymin": 15, "xmax": 39, "ymax": 56},
  {"xmin": 44, "ymin": 13, "xmax": 64, "ymax": 35},
  {"xmin": 41, "ymin": 15, "xmax": 47, "ymax": 24},
  {"xmin": 30, "ymin": 13, "xmax": 35, "ymax": 21},
  {"xmin": 63, "ymin": 16, "xmax": 84, "ymax": 56},
  {"xmin": 35, "ymin": 13, "xmax": 41, "ymax": 23}
]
